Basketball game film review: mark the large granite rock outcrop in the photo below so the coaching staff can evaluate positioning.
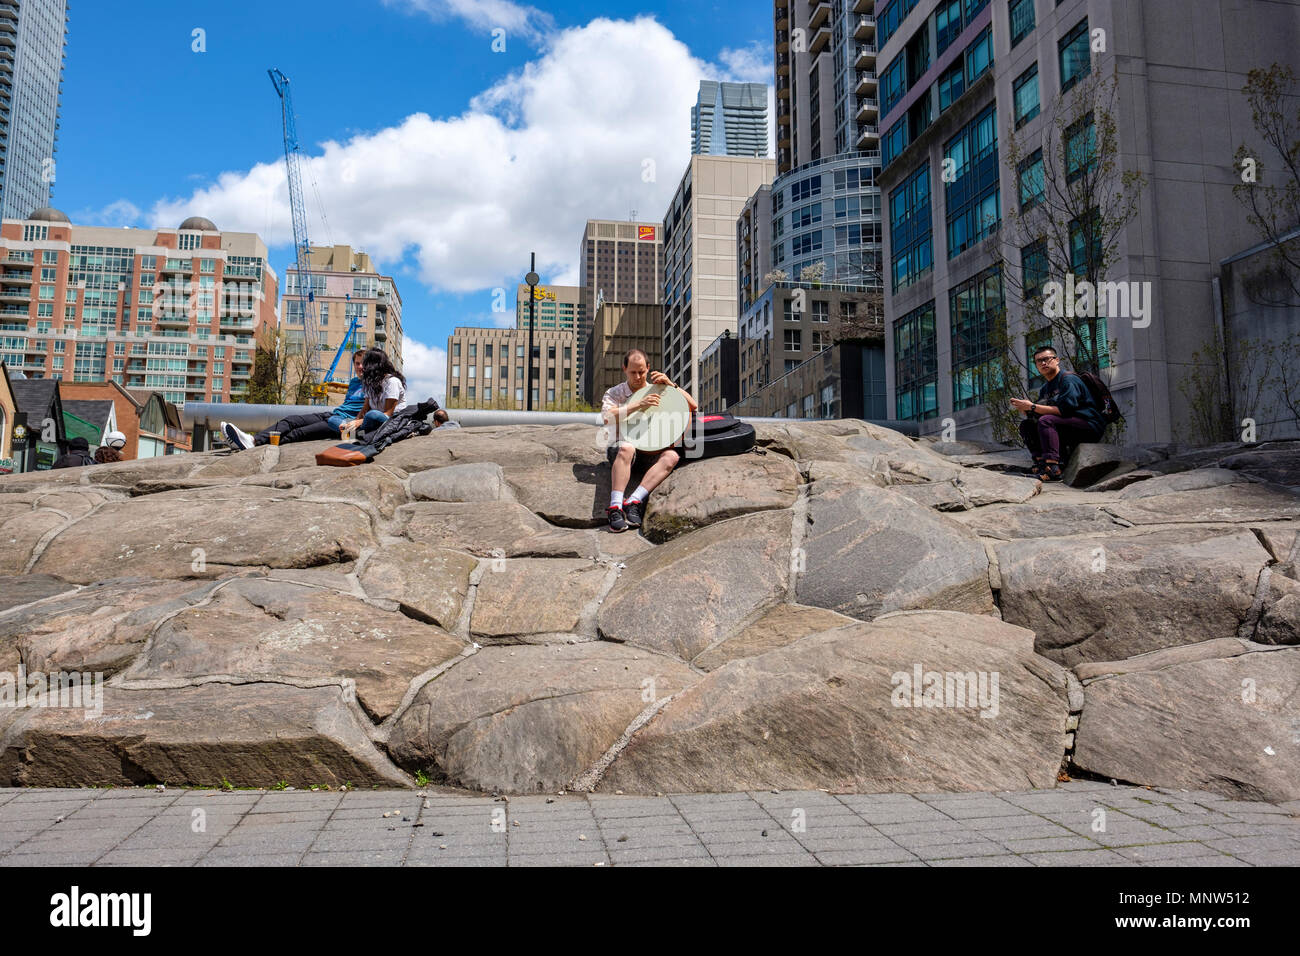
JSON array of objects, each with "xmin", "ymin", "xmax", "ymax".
[{"xmin": 2, "ymin": 422, "xmax": 1297, "ymax": 800}]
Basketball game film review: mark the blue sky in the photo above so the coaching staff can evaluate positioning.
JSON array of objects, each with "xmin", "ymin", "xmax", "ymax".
[{"xmin": 52, "ymin": 0, "xmax": 773, "ymax": 401}]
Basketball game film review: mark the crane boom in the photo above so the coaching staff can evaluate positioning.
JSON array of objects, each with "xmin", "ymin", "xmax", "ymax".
[{"xmin": 268, "ymin": 67, "xmax": 323, "ymax": 394}]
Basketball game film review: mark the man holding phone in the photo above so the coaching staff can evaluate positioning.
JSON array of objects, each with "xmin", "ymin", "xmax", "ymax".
[{"xmin": 1011, "ymin": 346, "xmax": 1104, "ymax": 481}]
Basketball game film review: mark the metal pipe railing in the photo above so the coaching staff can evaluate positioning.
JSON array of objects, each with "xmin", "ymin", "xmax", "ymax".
[{"xmin": 181, "ymin": 402, "xmax": 918, "ymax": 451}]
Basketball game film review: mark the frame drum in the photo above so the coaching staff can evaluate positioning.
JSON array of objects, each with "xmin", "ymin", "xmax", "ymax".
[{"xmin": 621, "ymin": 384, "xmax": 691, "ymax": 452}]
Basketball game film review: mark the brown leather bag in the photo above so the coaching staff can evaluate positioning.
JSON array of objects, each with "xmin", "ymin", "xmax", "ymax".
[{"xmin": 315, "ymin": 443, "xmax": 372, "ymax": 467}]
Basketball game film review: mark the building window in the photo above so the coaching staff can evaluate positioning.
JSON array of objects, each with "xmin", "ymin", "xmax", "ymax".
[
  {"xmin": 1013, "ymin": 64, "xmax": 1040, "ymax": 128},
  {"xmin": 938, "ymin": 63, "xmax": 966, "ymax": 113},
  {"xmin": 1021, "ymin": 239, "xmax": 1049, "ymax": 299},
  {"xmin": 516, "ymin": 387, "xmax": 524, "ymax": 402},
  {"xmin": 1018, "ymin": 149, "xmax": 1045, "ymax": 210},
  {"xmin": 813, "ymin": 300, "xmax": 830, "ymax": 323},
  {"xmin": 784, "ymin": 329, "xmax": 802, "ymax": 352},
  {"xmin": 894, "ymin": 300, "xmax": 939, "ymax": 421},
  {"xmin": 501, "ymin": 365, "xmax": 508, "ymax": 379},
  {"xmin": 950, "ymin": 266, "xmax": 1004, "ymax": 410},
  {"xmin": 1065, "ymin": 113, "xmax": 1096, "ymax": 183},
  {"xmin": 889, "ymin": 162, "xmax": 933, "ymax": 291},
  {"xmin": 803, "ymin": 394, "xmax": 815, "ymax": 418},
  {"xmin": 452, "ymin": 342, "xmax": 460, "ymax": 357},
  {"xmin": 944, "ymin": 104, "xmax": 1000, "ymax": 258},
  {"xmin": 1059, "ymin": 18, "xmax": 1091, "ymax": 93},
  {"xmin": 964, "ymin": 25, "xmax": 993, "ymax": 85},
  {"xmin": 820, "ymin": 384, "xmax": 835, "ymax": 418},
  {"xmin": 468, "ymin": 365, "xmax": 476, "ymax": 378},
  {"xmin": 935, "ymin": 0, "xmax": 964, "ymax": 55},
  {"xmin": 1009, "ymin": 0, "xmax": 1035, "ymax": 48}
]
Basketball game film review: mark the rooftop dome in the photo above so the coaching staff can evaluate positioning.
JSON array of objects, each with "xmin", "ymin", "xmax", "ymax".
[
  {"xmin": 179, "ymin": 216, "xmax": 218, "ymax": 232},
  {"xmin": 28, "ymin": 207, "xmax": 71, "ymax": 223}
]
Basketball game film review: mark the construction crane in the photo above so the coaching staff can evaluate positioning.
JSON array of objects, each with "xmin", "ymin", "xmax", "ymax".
[
  {"xmin": 267, "ymin": 67, "xmax": 327, "ymax": 401},
  {"xmin": 320, "ymin": 294, "xmax": 362, "ymax": 390}
]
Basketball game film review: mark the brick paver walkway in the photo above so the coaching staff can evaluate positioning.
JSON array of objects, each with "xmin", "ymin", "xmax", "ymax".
[{"xmin": 0, "ymin": 781, "xmax": 1295, "ymax": 867}]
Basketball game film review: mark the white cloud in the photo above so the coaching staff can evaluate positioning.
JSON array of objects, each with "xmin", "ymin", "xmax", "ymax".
[
  {"xmin": 401, "ymin": 335, "xmax": 447, "ymax": 406},
  {"xmin": 715, "ymin": 43, "xmax": 771, "ymax": 84},
  {"xmin": 74, "ymin": 199, "xmax": 143, "ymax": 227},
  {"xmin": 385, "ymin": 0, "xmax": 554, "ymax": 43},
  {"xmin": 151, "ymin": 17, "xmax": 726, "ymax": 301}
]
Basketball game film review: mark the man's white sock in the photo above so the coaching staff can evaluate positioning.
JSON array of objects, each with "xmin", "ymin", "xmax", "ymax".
[
  {"xmin": 627, "ymin": 486, "xmax": 649, "ymax": 504},
  {"xmin": 609, "ymin": 490, "xmax": 624, "ymax": 509}
]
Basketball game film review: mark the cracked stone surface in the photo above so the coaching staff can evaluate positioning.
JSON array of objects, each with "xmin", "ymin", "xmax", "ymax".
[{"xmin": 2, "ymin": 426, "xmax": 1298, "ymax": 801}]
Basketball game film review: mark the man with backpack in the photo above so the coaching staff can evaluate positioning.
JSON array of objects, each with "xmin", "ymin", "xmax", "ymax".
[
  {"xmin": 1011, "ymin": 346, "xmax": 1106, "ymax": 482},
  {"xmin": 51, "ymin": 436, "xmax": 96, "ymax": 469}
]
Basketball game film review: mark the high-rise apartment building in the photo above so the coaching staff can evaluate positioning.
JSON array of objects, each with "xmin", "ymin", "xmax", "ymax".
[
  {"xmin": 577, "ymin": 219, "xmax": 663, "ymax": 399},
  {"xmin": 446, "ymin": 326, "xmax": 577, "ymax": 410},
  {"xmin": 661, "ymin": 155, "xmax": 775, "ymax": 395},
  {"xmin": 0, "ymin": 0, "xmax": 69, "ymax": 221},
  {"xmin": 0, "ymin": 209, "xmax": 278, "ymax": 405},
  {"xmin": 515, "ymin": 283, "xmax": 581, "ymax": 332},
  {"xmin": 772, "ymin": 0, "xmax": 884, "ymax": 287},
  {"xmin": 877, "ymin": 0, "xmax": 1300, "ymax": 441},
  {"xmin": 283, "ymin": 245, "xmax": 403, "ymax": 383},
  {"xmin": 692, "ymin": 81, "xmax": 770, "ymax": 157}
]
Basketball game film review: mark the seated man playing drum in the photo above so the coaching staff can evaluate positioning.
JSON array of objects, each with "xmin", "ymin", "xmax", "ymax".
[{"xmin": 600, "ymin": 348, "xmax": 698, "ymax": 533}]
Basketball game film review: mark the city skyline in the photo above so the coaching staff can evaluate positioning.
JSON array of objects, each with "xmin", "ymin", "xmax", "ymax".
[{"xmin": 48, "ymin": 1, "xmax": 776, "ymax": 406}]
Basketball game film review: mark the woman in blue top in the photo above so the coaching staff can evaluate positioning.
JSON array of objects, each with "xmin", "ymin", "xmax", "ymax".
[{"xmin": 1010, "ymin": 346, "xmax": 1104, "ymax": 481}]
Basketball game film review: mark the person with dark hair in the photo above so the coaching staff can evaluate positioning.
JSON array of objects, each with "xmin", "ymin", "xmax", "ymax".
[
  {"xmin": 93, "ymin": 445, "xmax": 123, "ymax": 464},
  {"xmin": 1011, "ymin": 346, "xmax": 1105, "ymax": 481},
  {"xmin": 357, "ymin": 347, "xmax": 407, "ymax": 437},
  {"xmin": 52, "ymin": 436, "xmax": 96, "ymax": 469},
  {"xmin": 222, "ymin": 352, "xmax": 367, "ymax": 450},
  {"xmin": 600, "ymin": 349, "xmax": 697, "ymax": 532},
  {"xmin": 432, "ymin": 408, "xmax": 460, "ymax": 429}
]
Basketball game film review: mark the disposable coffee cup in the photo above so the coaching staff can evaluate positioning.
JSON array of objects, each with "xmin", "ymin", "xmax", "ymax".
[{"xmin": 269, "ymin": 431, "xmax": 282, "ymax": 446}]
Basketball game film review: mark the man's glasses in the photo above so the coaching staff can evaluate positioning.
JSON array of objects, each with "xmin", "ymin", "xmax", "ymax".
[{"xmin": 1035, "ymin": 356, "xmax": 1057, "ymax": 366}]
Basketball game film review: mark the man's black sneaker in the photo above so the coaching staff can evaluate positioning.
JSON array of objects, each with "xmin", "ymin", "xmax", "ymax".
[
  {"xmin": 607, "ymin": 506, "xmax": 628, "ymax": 533},
  {"xmin": 624, "ymin": 499, "xmax": 644, "ymax": 528}
]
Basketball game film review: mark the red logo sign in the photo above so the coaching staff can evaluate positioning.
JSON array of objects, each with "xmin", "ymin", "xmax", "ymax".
[{"xmin": 637, "ymin": 226, "xmax": 656, "ymax": 241}]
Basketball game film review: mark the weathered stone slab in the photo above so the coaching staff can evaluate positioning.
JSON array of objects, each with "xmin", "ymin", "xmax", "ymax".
[
  {"xmin": 410, "ymin": 462, "xmax": 510, "ymax": 502},
  {"xmin": 796, "ymin": 480, "xmax": 994, "ymax": 620},
  {"xmin": 0, "ymin": 683, "xmax": 411, "ymax": 788},
  {"xmin": 643, "ymin": 452, "xmax": 799, "ymax": 542},
  {"xmin": 0, "ymin": 509, "xmax": 65, "ymax": 574},
  {"xmin": 360, "ymin": 543, "xmax": 476, "ymax": 629},
  {"xmin": 504, "ymin": 462, "xmax": 610, "ymax": 527},
  {"xmin": 1072, "ymin": 644, "xmax": 1300, "ymax": 802},
  {"xmin": 601, "ymin": 611, "xmax": 1070, "ymax": 794},
  {"xmin": 3, "ymin": 577, "xmax": 214, "ymax": 678},
  {"xmin": 1217, "ymin": 445, "xmax": 1300, "ymax": 487},
  {"xmin": 399, "ymin": 501, "xmax": 598, "ymax": 559},
  {"xmin": 384, "ymin": 643, "xmax": 697, "ymax": 793},
  {"xmin": 0, "ymin": 573, "xmax": 73, "ymax": 613},
  {"xmin": 33, "ymin": 492, "xmax": 375, "ymax": 583},
  {"xmin": 471, "ymin": 558, "xmax": 608, "ymax": 639},
  {"xmin": 961, "ymin": 502, "xmax": 1129, "ymax": 540},
  {"xmin": 1104, "ymin": 481, "xmax": 1300, "ymax": 525},
  {"xmin": 122, "ymin": 579, "xmax": 464, "ymax": 722},
  {"xmin": 598, "ymin": 510, "xmax": 792, "ymax": 661},
  {"xmin": 953, "ymin": 468, "xmax": 1041, "ymax": 506},
  {"xmin": 996, "ymin": 529, "xmax": 1270, "ymax": 666},
  {"xmin": 693, "ymin": 603, "xmax": 857, "ymax": 671}
]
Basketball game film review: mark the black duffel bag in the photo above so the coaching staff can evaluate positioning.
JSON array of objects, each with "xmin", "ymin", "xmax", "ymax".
[{"xmin": 682, "ymin": 412, "xmax": 756, "ymax": 460}]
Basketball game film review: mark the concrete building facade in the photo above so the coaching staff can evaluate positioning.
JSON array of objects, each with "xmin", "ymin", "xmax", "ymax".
[
  {"xmin": 661, "ymin": 154, "xmax": 775, "ymax": 396},
  {"xmin": 731, "ymin": 340, "xmax": 887, "ymax": 421},
  {"xmin": 698, "ymin": 329, "xmax": 740, "ymax": 412},
  {"xmin": 578, "ymin": 219, "xmax": 663, "ymax": 400},
  {"xmin": 515, "ymin": 282, "xmax": 581, "ymax": 332},
  {"xmin": 584, "ymin": 301, "xmax": 664, "ymax": 407},
  {"xmin": 0, "ymin": 209, "xmax": 278, "ymax": 407},
  {"xmin": 283, "ymin": 245, "xmax": 403, "ymax": 382},
  {"xmin": 0, "ymin": 0, "xmax": 68, "ymax": 221},
  {"xmin": 877, "ymin": 0, "xmax": 1300, "ymax": 441},
  {"xmin": 692, "ymin": 80, "xmax": 769, "ymax": 157},
  {"xmin": 446, "ymin": 326, "xmax": 577, "ymax": 410}
]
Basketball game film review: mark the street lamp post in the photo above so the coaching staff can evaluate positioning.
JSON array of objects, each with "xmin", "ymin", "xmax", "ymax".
[{"xmin": 525, "ymin": 254, "xmax": 539, "ymax": 412}]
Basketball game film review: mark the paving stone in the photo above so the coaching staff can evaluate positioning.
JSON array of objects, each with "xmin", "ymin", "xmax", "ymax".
[
  {"xmin": 1000, "ymin": 835, "xmax": 1098, "ymax": 854},
  {"xmin": 928, "ymin": 855, "xmax": 1034, "ymax": 867},
  {"xmin": 1024, "ymin": 848, "xmax": 1131, "ymax": 866},
  {"xmin": 301, "ymin": 850, "xmax": 405, "ymax": 866},
  {"xmin": 715, "ymin": 853, "xmax": 819, "ymax": 867},
  {"xmin": 95, "ymin": 847, "xmax": 206, "ymax": 866},
  {"xmin": 813, "ymin": 846, "xmax": 920, "ymax": 865}
]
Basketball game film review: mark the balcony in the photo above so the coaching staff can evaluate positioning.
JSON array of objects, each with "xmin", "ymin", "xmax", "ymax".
[
  {"xmin": 855, "ymin": 44, "xmax": 875, "ymax": 69},
  {"xmin": 810, "ymin": 25, "xmax": 831, "ymax": 54},
  {"xmin": 0, "ymin": 287, "xmax": 28, "ymax": 302},
  {"xmin": 853, "ymin": 0, "xmax": 872, "ymax": 12},
  {"xmin": 856, "ymin": 126, "xmax": 881, "ymax": 149},
  {"xmin": 856, "ymin": 69, "xmax": 878, "ymax": 96},
  {"xmin": 776, "ymin": 29, "xmax": 789, "ymax": 53},
  {"xmin": 855, "ymin": 14, "xmax": 875, "ymax": 40},
  {"xmin": 776, "ymin": 53, "xmax": 789, "ymax": 77},
  {"xmin": 856, "ymin": 98, "xmax": 878, "ymax": 123},
  {"xmin": 809, "ymin": 1, "xmax": 830, "ymax": 30}
]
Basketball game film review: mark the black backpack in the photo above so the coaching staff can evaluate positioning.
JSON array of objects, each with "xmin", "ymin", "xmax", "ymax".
[
  {"xmin": 1075, "ymin": 371, "xmax": 1123, "ymax": 425},
  {"xmin": 682, "ymin": 412, "xmax": 756, "ymax": 459}
]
